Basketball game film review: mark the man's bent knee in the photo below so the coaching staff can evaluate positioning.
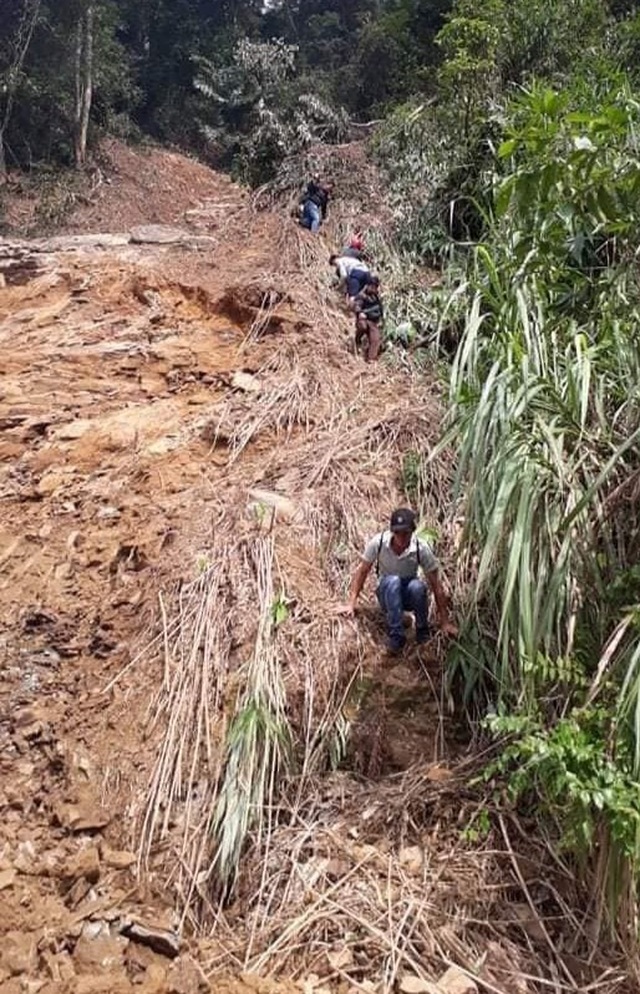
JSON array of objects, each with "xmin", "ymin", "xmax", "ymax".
[
  {"xmin": 381, "ymin": 574, "xmax": 402, "ymax": 592},
  {"xmin": 407, "ymin": 578, "xmax": 426, "ymax": 597}
]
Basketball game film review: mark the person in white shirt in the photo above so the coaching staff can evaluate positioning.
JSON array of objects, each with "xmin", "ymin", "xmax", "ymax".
[
  {"xmin": 329, "ymin": 253, "xmax": 372, "ymax": 305},
  {"xmin": 339, "ymin": 507, "xmax": 457, "ymax": 653}
]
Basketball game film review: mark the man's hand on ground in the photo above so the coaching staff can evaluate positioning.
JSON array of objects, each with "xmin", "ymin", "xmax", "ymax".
[
  {"xmin": 336, "ymin": 602, "xmax": 356, "ymax": 617},
  {"xmin": 439, "ymin": 619, "xmax": 458, "ymax": 638}
]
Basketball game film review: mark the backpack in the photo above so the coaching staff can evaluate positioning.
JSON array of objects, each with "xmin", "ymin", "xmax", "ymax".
[
  {"xmin": 375, "ymin": 533, "xmax": 425, "ymax": 576},
  {"xmin": 362, "ymin": 299, "xmax": 383, "ymax": 322}
]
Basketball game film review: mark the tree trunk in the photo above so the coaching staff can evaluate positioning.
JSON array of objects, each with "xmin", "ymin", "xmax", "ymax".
[
  {"xmin": 74, "ymin": 3, "xmax": 94, "ymax": 170},
  {"xmin": 0, "ymin": 0, "xmax": 41, "ymax": 183}
]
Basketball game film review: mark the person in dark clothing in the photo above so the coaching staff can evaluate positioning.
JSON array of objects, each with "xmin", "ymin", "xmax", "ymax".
[
  {"xmin": 301, "ymin": 174, "xmax": 330, "ymax": 232},
  {"xmin": 353, "ymin": 276, "xmax": 384, "ymax": 361}
]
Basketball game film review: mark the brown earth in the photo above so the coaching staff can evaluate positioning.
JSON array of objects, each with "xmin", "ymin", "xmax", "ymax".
[
  {"xmin": 0, "ymin": 141, "xmax": 628, "ymax": 994},
  {"xmin": 0, "ymin": 146, "xmax": 315, "ymax": 994}
]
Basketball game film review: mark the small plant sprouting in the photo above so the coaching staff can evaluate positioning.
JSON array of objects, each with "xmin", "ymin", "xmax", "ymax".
[
  {"xmin": 270, "ymin": 590, "xmax": 290, "ymax": 628},
  {"xmin": 400, "ymin": 449, "xmax": 422, "ymax": 501},
  {"xmin": 461, "ymin": 808, "xmax": 491, "ymax": 843}
]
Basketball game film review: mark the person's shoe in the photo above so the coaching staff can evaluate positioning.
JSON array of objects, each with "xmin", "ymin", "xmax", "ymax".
[
  {"xmin": 387, "ymin": 636, "xmax": 406, "ymax": 655},
  {"xmin": 415, "ymin": 628, "xmax": 430, "ymax": 646}
]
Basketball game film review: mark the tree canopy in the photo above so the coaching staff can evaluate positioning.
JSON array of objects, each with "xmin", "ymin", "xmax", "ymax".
[{"xmin": 0, "ymin": 0, "xmax": 455, "ymax": 178}]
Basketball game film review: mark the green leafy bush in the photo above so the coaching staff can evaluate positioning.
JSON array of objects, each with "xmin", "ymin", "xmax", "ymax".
[
  {"xmin": 194, "ymin": 38, "xmax": 347, "ymax": 185},
  {"xmin": 486, "ymin": 708, "xmax": 640, "ymax": 863},
  {"xmin": 437, "ymin": 82, "xmax": 640, "ymax": 927}
]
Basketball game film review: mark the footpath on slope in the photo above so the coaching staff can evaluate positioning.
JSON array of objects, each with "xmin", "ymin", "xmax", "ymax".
[{"xmin": 0, "ymin": 141, "xmax": 622, "ymax": 994}]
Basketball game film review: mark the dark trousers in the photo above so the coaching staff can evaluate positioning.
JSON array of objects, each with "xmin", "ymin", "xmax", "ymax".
[{"xmin": 346, "ymin": 270, "xmax": 370, "ymax": 297}]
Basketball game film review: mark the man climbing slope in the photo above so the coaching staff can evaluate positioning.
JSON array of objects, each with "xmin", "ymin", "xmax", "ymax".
[
  {"xmin": 300, "ymin": 173, "xmax": 330, "ymax": 232},
  {"xmin": 341, "ymin": 234, "xmax": 368, "ymax": 262},
  {"xmin": 354, "ymin": 275, "xmax": 383, "ymax": 362},
  {"xmin": 329, "ymin": 252, "xmax": 372, "ymax": 306},
  {"xmin": 339, "ymin": 508, "xmax": 457, "ymax": 652}
]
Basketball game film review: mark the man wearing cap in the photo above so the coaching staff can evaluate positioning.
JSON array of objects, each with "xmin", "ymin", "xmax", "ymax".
[{"xmin": 339, "ymin": 508, "xmax": 456, "ymax": 652}]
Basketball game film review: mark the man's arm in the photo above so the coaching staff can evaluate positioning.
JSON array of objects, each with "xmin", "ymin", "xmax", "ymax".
[
  {"xmin": 335, "ymin": 259, "xmax": 349, "ymax": 291},
  {"xmin": 338, "ymin": 559, "xmax": 373, "ymax": 616},
  {"xmin": 426, "ymin": 569, "xmax": 458, "ymax": 636},
  {"xmin": 352, "ymin": 289, "xmax": 365, "ymax": 313},
  {"xmin": 349, "ymin": 559, "xmax": 373, "ymax": 611}
]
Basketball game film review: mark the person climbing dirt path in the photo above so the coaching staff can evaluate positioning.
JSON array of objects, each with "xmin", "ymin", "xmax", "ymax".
[
  {"xmin": 0, "ymin": 138, "xmax": 578, "ymax": 994},
  {"xmin": 339, "ymin": 506, "xmax": 457, "ymax": 652}
]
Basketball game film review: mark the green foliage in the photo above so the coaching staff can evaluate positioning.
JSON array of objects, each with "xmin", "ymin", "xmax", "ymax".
[
  {"xmin": 436, "ymin": 0, "xmax": 502, "ymax": 135},
  {"xmin": 211, "ymin": 697, "xmax": 294, "ymax": 886},
  {"xmin": 270, "ymin": 590, "xmax": 290, "ymax": 627},
  {"xmin": 486, "ymin": 709, "xmax": 640, "ymax": 866},
  {"xmin": 436, "ymin": 81, "xmax": 640, "ymax": 925},
  {"xmin": 6, "ymin": 0, "xmax": 640, "ymax": 183},
  {"xmin": 460, "ymin": 807, "xmax": 490, "ymax": 843},
  {"xmin": 373, "ymin": 0, "xmax": 640, "ymax": 270},
  {"xmin": 495, "ymin": 86, "xmax": 640, "ymax": 282},
  {"xmin": 445, "ymin": 86, "xmax": 640, "ymax": 699},
  {"xmin": 194, "ymin": 38, "xmax": 347, "ymax": 184},
  {"xmin": 2, "ymin": 0, "xmax": 139, "ymax": 172},
  {"xmin": 30, "ymin": 167, "xmax": 85, "ymax": 231},
  {"xmin": 400, "ymin": 450, "xmax": 424, "ymax": 502},
  {"xmin": 209, "ymin": 540, "xmax": 295, "ymax": 890},
  {"xmin": 0, "ymin": 0, "xmax": 455, "ymax": 177},
  {"xmin": 371, "ymin": 101, "xmax": 463, "ymax": 260}
]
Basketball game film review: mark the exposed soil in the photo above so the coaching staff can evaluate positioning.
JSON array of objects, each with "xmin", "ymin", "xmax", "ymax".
[
  {"xmin": 0, "ymin": 141, "xmax": 627, "ymax": 994},
  {"xmin": 0, "ymin": 149, "xmax": 313, "ymax": 993}
]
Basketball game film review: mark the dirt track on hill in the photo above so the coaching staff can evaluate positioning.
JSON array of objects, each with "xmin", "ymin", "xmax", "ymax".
[
  {"xmin": 0, "ymin": 142, "xmax": 625, "ymax": 994},
  {"xmin": 0, "ymin": 144, "xmax": 460, "ymax": 994}
]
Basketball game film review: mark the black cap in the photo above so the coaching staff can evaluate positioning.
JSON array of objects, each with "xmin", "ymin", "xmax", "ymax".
[{"xmin": 390, "ymin": 507, "xmax": 416, "ymax": 533}]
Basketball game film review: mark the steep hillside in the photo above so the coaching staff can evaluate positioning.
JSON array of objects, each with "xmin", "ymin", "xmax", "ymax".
[{"xmin": 0, "ymin": 142, "xmax": 623, "ymax": 994}]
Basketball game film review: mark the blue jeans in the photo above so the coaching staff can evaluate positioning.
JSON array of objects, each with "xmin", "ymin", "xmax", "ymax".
[
  {"xmin": 346, "ymin": 270, "xmax": 370, "ymax": 297},
  {"xmin": 377, "ymin": 575, "xmax": 429, "ymax": 645},
  {"xmin": 302, "ymin": 200, "xmax": 321, "ymax": 233}
]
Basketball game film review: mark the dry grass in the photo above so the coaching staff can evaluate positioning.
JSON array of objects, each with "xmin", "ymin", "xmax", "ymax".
[
  {"xmin": 131, "ymin": 144, "xmax": 631, "ymax": 994},
  {"xmin": 199, "ymin": 772, "xmax": 627, "ymax": 993}
]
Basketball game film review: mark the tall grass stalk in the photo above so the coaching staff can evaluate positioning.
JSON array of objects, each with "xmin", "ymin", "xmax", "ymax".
[
  {"xmin": 436, "ymin": 83, "xmax": 640, "ymax": 933},
  {"xmin": 208, "ymin": 536, "xmax": 294, "ymax": 890}
]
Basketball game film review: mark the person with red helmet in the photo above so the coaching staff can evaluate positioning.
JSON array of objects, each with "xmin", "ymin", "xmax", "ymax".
[{"xmin": 341, "ymin": 234, "xmax": 367, "ymax": 262}]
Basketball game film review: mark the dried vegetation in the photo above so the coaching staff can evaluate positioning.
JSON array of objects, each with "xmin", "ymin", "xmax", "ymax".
[{"xmin": 130, "ymin": 145, "xmax": 633, "ymax": 993}]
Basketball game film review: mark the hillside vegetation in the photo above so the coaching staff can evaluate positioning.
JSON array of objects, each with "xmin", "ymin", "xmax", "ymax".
[{"xmin": 3, "ymin": 0, "xmax": 640, "ymax": 991}]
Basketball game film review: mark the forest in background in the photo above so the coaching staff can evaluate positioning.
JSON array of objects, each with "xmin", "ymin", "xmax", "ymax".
[
  {"xmin": 0, "ymin": 0, "xmax": 451, "ymax": 183},
  {"xmin": 6, "ymin": 0, "xmax": 640, "ymax": 966}
]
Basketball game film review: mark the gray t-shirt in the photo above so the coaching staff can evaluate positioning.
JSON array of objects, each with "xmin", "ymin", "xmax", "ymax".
[
  {"xmin": 336, "ymin": 256, "xmax": 370, "ymax": 280},
  {"xmin": 362, "ymin": 531, "xmax": 438, "ymax": 578}
]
